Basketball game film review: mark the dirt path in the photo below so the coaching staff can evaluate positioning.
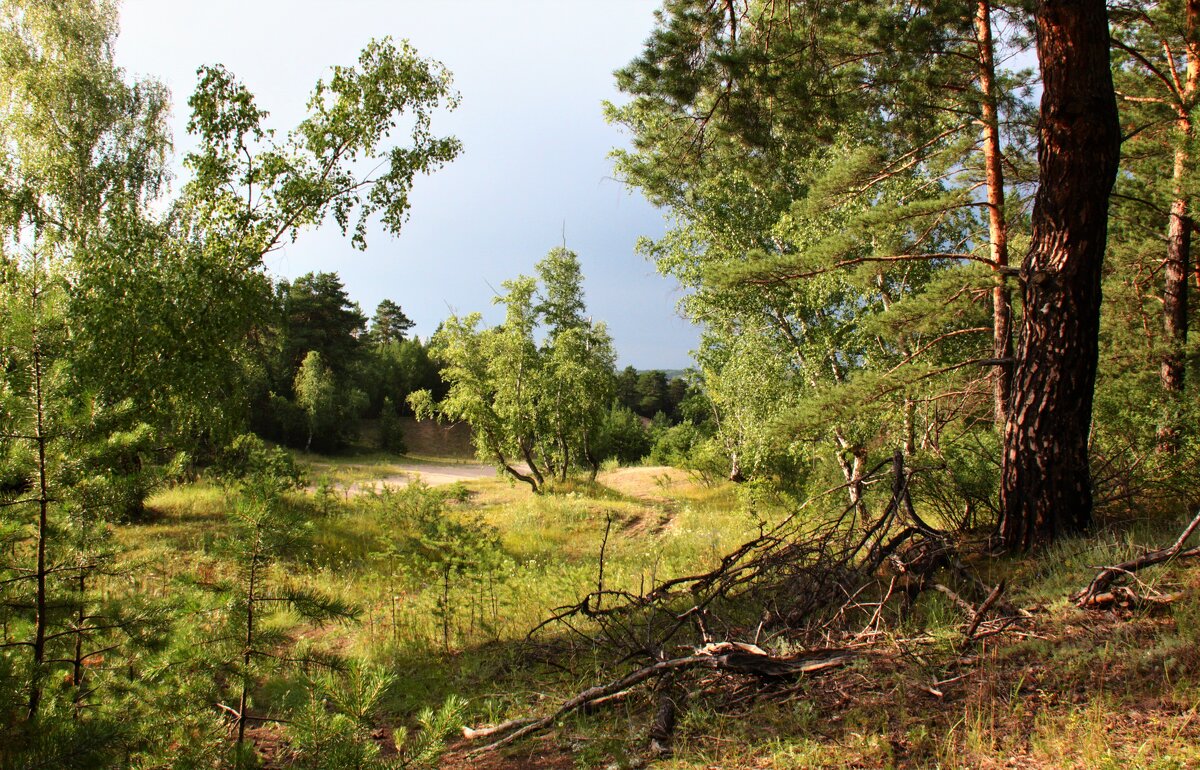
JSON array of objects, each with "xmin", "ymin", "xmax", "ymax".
[
  {"xmin": 307, "ymin": 460, "xmax": 498, "ymax": 497},
  {"xmin": 309, "ymin": 461, "xmax": 690, "ymax": 500}
]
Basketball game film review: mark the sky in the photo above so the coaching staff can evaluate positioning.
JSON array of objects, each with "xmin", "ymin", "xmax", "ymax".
[{"xmin": 113, "ymin": 0, "xmax": 699, "ymax": 370}]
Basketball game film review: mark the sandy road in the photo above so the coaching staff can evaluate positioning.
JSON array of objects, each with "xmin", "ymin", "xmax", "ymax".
[{"xmin": 304, "ymin": 459, "xmax": 500, "ymax": 497}]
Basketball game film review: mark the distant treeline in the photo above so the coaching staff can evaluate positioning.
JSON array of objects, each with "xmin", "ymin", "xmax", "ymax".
[
  {"xmin": 247, "ymin": 271, "xmax": 702, "ymax": 456},
  {"xmin": 243, "ymin": 271, "xmax": 443, "ymax": 453},
  {"xmin": 614, "ymin": 366, "xmax": 695, "ymax": 424}
]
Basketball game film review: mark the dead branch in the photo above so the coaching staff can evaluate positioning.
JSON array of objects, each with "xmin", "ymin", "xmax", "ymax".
[
  {"xmin": 492, "ymin": 453, "xmax": 982, "ymax": 753},
  {"xmin": 1075, "ymin": 509, "xmax": 1200, "ymax": 606},
  {"xmin": 951, "ymin": 560, "xmax": 1030, "ymax": 618},
  {"xmin": 648, "ymin": 675, "xmax": 686, "ymax": 758},
  {"xmin": 467, "ymin": 645, "xmax": 853, "ymax": 754},
  {"xmin": 962, "ymin": 581, "xmax": 1007, "ymax": 645},
  {"xmin": 933, "ymin": 582, "xmax": 977, "ymax": 617},
  {"xmin": 461, "ymin": 717, "xmax": 538, "ymax": 741},
  {"xmin": 1077, "ymin": 585, "xmax": 1182, "ymax": 610}
]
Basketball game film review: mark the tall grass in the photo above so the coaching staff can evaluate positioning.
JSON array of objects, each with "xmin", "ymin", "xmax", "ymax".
[{"xmin": 118, "ymin": 463, "xmax": 1200, "ymax": 768}]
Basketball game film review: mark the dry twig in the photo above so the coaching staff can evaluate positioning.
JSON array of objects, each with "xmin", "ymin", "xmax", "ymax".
[{"xmin": 1075, "ymin": 509, "xmax": 1200, "ymax": 606}]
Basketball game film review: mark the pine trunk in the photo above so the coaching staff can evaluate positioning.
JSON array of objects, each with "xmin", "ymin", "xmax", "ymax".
[
  {"xmin": 72, "ymin": 567, "xmax": 86, "ymax": 717},
  {"xmin": 976, "ymin": 0, "xmax": 1014, "ymax": 427},
  {"xmin": 998, "ymin": 0, "xmax": 1120, "ymax": 550},
  {"xmin": 1157, "ymin": 0, "xmax": 1199, "ymax": 448},
  {"xmin": 1162, "ymin": 189, "xmax": 1190, "ymax": 397}
]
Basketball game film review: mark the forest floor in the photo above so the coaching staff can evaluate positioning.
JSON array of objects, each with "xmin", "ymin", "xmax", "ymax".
[{"xmin": 131, "ymin": 444, "xmax": 1200, "ymax": 769}]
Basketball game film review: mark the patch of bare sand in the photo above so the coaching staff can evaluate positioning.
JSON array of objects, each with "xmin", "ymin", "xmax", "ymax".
[
  {"xmin": 308, "ymin": 461, "xmax": 498, "ymax": 497},
  {"xmin": 598, "ymin": 465, "xmax": 691, "ymax": 499},
  {"xmin": 596, "ymin": 466, "xmax": 690, "ymax": 536}
]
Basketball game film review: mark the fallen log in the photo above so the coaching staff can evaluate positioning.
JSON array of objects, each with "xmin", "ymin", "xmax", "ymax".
[
  {"xmin": 1075, "ymin": 509, "xmax": 1200, "ymax": 607},
  {"xmin": 1076, "ymin": 585, "xmax": 1182, "ymax": 610},
  {"xmin": 466, "ymin": 644, "xmax": 853, "ymax": 754}
]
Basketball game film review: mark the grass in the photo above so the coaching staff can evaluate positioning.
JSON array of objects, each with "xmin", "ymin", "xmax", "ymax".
[{"xmin": 117, "ymin": 455, "xmax": 1200, "ymax": 770}]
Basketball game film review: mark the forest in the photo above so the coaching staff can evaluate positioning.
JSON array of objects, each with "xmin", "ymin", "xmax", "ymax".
[{"xmin": 2, "ymin": 0, "xmax": 1200, "ymax": 768}]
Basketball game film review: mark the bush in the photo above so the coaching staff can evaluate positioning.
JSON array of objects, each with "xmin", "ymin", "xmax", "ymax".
[
  {"xmin": 648, "ymin": 420, "xmax": 705, "ymax": 467},
  {"xmin": 214, "ymin": 433, "xmax": 304, "ymax": 490},
  {"xmin": 593, "ymin": 404, "xmax": 651, "ymax": 465},
  {"xmin": 264, "ymin": 392, "xmax": 309, "ymax": 448},
  {"xmin": 378, "ymin": 397, "xmax": 407, "ymax": 454}
]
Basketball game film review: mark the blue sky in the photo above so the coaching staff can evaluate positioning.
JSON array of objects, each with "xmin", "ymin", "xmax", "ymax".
[{"xmin": 113, "ymin": 0, "xmax": 699, "ymax": 369}]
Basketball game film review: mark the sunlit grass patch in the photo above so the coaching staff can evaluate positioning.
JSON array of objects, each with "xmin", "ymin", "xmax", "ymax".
[
  {"xmin": 144, "ymin": 481, "xmax": 227, "ymax": 522},
  {"xmin": 90, "ymin": 446, "xmax": 1200, "ymax": 769}
]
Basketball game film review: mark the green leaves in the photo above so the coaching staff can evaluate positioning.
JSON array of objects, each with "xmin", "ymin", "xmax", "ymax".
[
  {"xmin": 610, "ymin": 0, "xmax": 1039, "ymax": 491},
  {"xmin": 164, "ymin": 38, "xmax": 461, "ymax": 454},
  {"xmin": 416, "ymin": 249, "xmax": 617, "ymax": 489},
  {"xmin": 183, "ymin": 36, "xmax": 461, "ymax": 259},
  {"xmin": 0, "ymin": 0, "xmax": 169, "ymax": 243}
]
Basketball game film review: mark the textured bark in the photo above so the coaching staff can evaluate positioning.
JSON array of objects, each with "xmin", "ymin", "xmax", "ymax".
[
  {"xmin": 1162, "ymin": 190, "xmax": 1190, "ymax": 396},
  {"xmin": 998, "ymin": 0, "xmax": 1120, "ymax": 550},
  {"xmin": 976, "ymin": 0, "xmax": 1014, "ymax": 427}
]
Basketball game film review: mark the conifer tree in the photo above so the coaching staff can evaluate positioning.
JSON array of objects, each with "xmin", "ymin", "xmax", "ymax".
[
  {"xmin": 0, "ymin": 247, "xmax": 172, "ymax": 764},
  {"xmin": 370, "ymin": 299, "xmax": 417, "ymax": 344},
  {"xmin": 609, "ymin": 0, "xmax": 1038, "ymax": 501},
  {"xmin": 998, "ymin": 0, "xmax": 1121, "ymax": 548},
  {"xmin": 1107, "ymin": 0, "xmax": 1200, "ymax": 451},
  {"xmin": 211, "ymin": 442, "xmax": 357, "ymax": 764}
]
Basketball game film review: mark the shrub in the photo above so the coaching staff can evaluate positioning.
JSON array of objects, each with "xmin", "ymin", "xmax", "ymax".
[
  {"xmin": 379, "ymin": 397, "xmax": 407, "ymax": 454},
  {"xmin": 214, "ymin": 433, "xmax": 304, "ymax": 490},
  {"xmin": 593, "ymin": 404, "xmax": 651, "ymax": 465},
  {"xmin": 648, "ymin": 420, "xmax": 705, "ymax": 467}
]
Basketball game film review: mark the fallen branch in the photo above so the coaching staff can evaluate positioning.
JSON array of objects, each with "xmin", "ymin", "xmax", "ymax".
[
  {"xmin": 951, "ymin": 560, "xmax": 1030, "ymax": 618},
  {"xmin": 962, "ymin": 581, "xmax": 1007, "ymax": 646},
  {"xmin": 467, "ymin": 645, "xmax": 853, "ymax": 753},
  {"xmin": 461, "ymin": 717, "xmax": 538, "ymax": 741},
  {"xmin": 932, "ymin": 582, "xmax": 976, "ymax": 617},
  {"xmin": 648, "ymin": 674, "xmax": 686, "ymax": 758},
  {"xmin": 1075, "ymin": 509, "xmax": 1200, "ymax": 606},
  {"xmin": 1077, "ymin": 585, "xmax": 1182, "ymax": 610}
]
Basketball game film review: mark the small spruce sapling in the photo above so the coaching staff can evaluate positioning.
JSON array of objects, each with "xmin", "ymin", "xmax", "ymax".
[
  {"xmin": 213, "ymin": 436, "xmax": 358, "ymax": 765},
  {"xmin": 378, "ymin": 483, "xmax": 507, "ymax": 649},
  {"xmin": 286, "ymin": 662, "xmax": 466, "ymax": 769}
]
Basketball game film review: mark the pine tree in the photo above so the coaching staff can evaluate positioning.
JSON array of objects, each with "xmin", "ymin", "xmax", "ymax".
[
  {"xmin": 211, "ymin": 444, "xmax": 357, "ymax": 765},
  {"xmin": 370, "ymin": 299, "xmax": 416, "ymax": 345},
  {"xmin": 997, "ymin": 0, "xmax": 1121, "ymax": 549},
  {"xmin": 1108, "ymin": 0, "xmax": 1200, "ymax": 450},
  {"xmin": 609, "ymin": 0, "xmax": 1038, "ymax": 501}
]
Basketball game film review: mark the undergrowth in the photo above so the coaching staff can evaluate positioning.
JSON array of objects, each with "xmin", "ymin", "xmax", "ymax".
[{"xmin": 120, "ymin": 466, "xmax": 1200, "ymax": 770}]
